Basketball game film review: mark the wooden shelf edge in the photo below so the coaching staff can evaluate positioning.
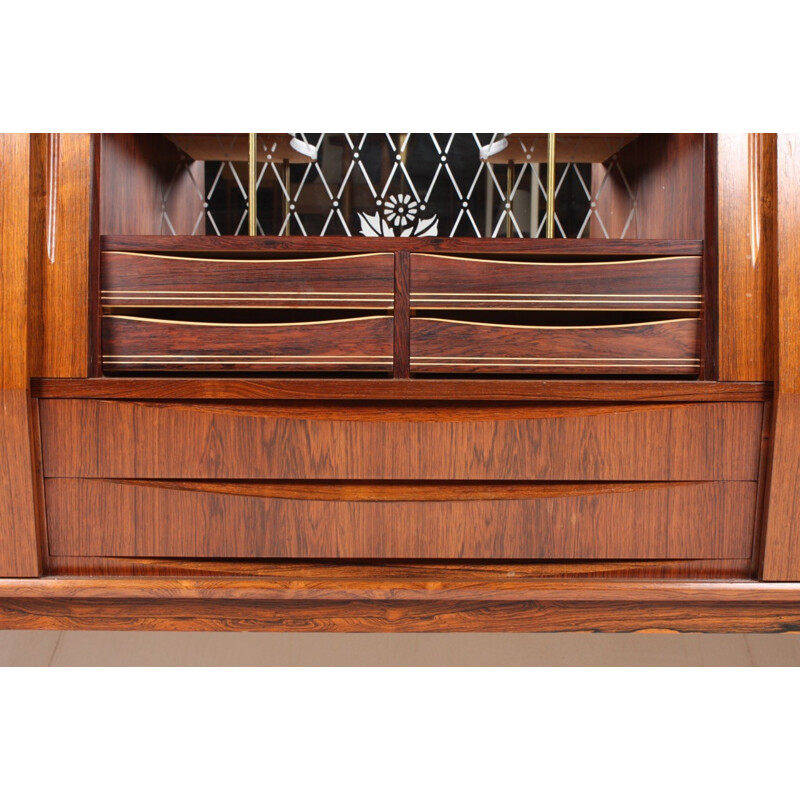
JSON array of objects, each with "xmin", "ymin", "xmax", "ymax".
[
  {"xmin": 1, "ymin": 578, "xmax": 799, "ymax": 632},
  {"xmin": 30, "ymin": 378, "xmax": 771, "ymax": 402},
  {"xmin": 100, "ymin": 235, "xmax": 704, "ymax": 257}
]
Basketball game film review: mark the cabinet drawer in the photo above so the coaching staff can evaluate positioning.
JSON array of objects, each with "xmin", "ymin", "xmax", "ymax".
[
  {"xmin": 410, "ymin": 317, "xmax": 700, "ymax": 374},
  {"xmin": 45, "ymin": 479, "xmax": 756, "ymax": 560},
  {"xmin": 102, "ymin": 315, "xmax": 393, "ymax": 372},
  {"xmin": 102, "ymin": 251, "xmax": 395, "ymax": 309},
  {"xmin": 410, "ymin": 253, "xmax": 702, "ymax": 312},
  {"xmin": 40, "ymin": 400, "xmax": 763, "ymax": 481}
]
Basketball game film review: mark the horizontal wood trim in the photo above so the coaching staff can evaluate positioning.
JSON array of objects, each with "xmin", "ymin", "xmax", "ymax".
[
  {"xmin": 102, "ymin": 315, "xmax": 394, "ymax": 372},
  {"xmin": 410, "ymin": 253, "xmax": 702, "ymax": 311},
  {"xmin": 39, "ymin": 400, "xmax": 763, "ymax": 481},
  {"xmin": 41, "ymin": 555, "xmax": 755, "ymax": 580},
  {"xmin": 5, "ymin": 577, "xmax": 797, "ymax": 604},
  {"xmin": 30, "ymin": 378, "xmax": 772, "ymax": 402},
  {"xmin": 99, "ymin": 236, "xmax": 704, "ymax": 257},
  {"xmin": 102, "ymin": 251, "xmax": 395, "ymax": 309},
  {"xmin": 44, "ymin": 478, "xmax": 756, "ymax": 560},
  {"xmin": 3, "ymin": 596, "xmax": 799, "ymax": 632},
  {"xmin": 411, "ymin": 317, "xmax": 700, "ymax": 374}
]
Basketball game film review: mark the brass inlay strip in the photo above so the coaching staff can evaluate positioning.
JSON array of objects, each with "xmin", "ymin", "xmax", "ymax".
[
  {"xmin": 546, "ymin": 132, "xmax": 556, "ymax": 238},
  {"xmin": 413, "ymin": 253, "xmax": 699, "ymax": 267},
  {"xmin": 103, "ymin": 251, "xmax": 392, "ymax": 264},
  {"xmin": 248, "ymin": 132, "xmax": 257, "ymax": 236},
  {"xmin": 414, "ymin": 317, "xmax": 697, "ymax": 331},
  {"xmin": 105, "ymin": 314, "xmax": 388, "ymax": 328},
  {"xmin": 412, "ymin": 356, "xmax": 700, "ymax": 362}
]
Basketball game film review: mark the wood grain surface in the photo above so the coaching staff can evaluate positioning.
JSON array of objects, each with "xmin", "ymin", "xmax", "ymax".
[
  {"xmin": 100, "ymin": 235, "xmax": 703, "ymax": 257},
  {"xmin": 44, "ymin": 478, "xmax": 756, "ymax": 560},
  {"xmin": 30, "ymin": 378, "xmax": 770, "ymax": 402},
  {"xmin": 410, "ymin": 253, "xmax": 702, "ymax": 311},
  {"xmin": 410, "ymin": 317, "xmax": 700, "ymax": 374},
  {"xmin": 102, "ymin": 315, "xmax": 394, "ymax": 371},
  {"xmin": 39, "ymin": 400, "xmax": 763, "ymax": 481},
  {"xmin": 102, "ymin": 251, "xmax": 395, "ymax": 308},
  {"xmin": 0, "ymin": 134, "xmax": 42, "ymax": 577},
  {"xmin": 761, "ymin": 134, "xmax": 800, "ymax": 580}
]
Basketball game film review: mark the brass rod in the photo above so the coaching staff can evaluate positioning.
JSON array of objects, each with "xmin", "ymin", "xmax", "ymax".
[
  {"xmin": 248, "ymin": 133, "xmax": 257, "ymax": 236},
  {"xmin": 506, "ymin": 160, "xmax": 513, "ymax": 238},
  {"xmin": 546, "ymin": 132, "xmax": 556, "ymax": 238},
  {"xmin": 283, "ymin": 159, "xmax": 291, "ymax": 236}
]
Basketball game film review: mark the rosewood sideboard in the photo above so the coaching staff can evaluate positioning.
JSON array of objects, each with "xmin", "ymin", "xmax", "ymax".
[{"xmin": 1, "ymin": 132, "xmax": 799, "ymax": 632}]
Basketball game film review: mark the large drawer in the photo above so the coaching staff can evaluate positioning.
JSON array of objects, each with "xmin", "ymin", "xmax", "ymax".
[
  {"xmin": 40, "ymin": 400, "xmax": 763, "ymax": 481},
  {"xmin": 45, "ymin": 478, "xmax": 756, "ymax": 560}
]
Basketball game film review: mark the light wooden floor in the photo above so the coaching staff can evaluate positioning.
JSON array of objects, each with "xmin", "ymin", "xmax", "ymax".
[{"xmin": 2, "ymin": 631, "xmax": 800, "ymax": 666}]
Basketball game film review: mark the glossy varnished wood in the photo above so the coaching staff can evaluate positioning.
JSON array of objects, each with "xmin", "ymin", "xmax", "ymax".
[
  {"xmin": 1, "ymin": 578, "xmax": 799, "ymax": 632},
  {"xmin": 101, "ymin": 235, "xmax": 704, "ymax": 257},
  {"xmin": 715, "ymin": 134, "xmax": 776, "ymax": 381},
  {"xmin": 102, "ymin": 251, "xmax": 395, "ymax": 309},
  {"xmin": 30, "ymin": 378, "xmax": 770, "ymax": 402},
  {"xmin": 102, "ymin": 315, "xmax": 394, "ymax": 371},
  {"xmin": 410, "ymin": 253, "xmax": 702, "ymax": 311},
  {"xmin": 45, "ymin": 478, "xmax": 756, "ymax": 560},
  {"xmin": 410, "ymin": 317, "xmax": 700, "ymax": 374},
  {"xmin": 761, "ymin": 134, "xmax": 800, "ymax": 580},
  {"xmin": 0, "ymin": 134, "xmax": 42, "ymax": 577},
  {"xmin": 41, "ymin": 556, "xmax": 755, "ymax": 580},
  {"xmin": 32, "ymin": 134, "xmax": 94, "ymax": 378},
  {"xmin": 39, "ymin": 400, "xmax": 763, "ymax": 481}
]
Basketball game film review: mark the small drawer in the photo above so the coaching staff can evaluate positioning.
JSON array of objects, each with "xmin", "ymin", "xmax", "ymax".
[
  {"xmin": 45, "ymin": 478, "xmax": 756, "ymax": 560},
  {"xmin": 102, "ymin": 314, "xmax": 393, "ymax": 372},
  {"xmin": 410, "ymin": 253, "xmax": 702, "ymax": 312},
  {"xmin": 102, "ymin": 251, "xmax": 395, "ymax": 309},
  {"xmin": 410, "ymin": 317, "xmax": 700, "ymax": 374}
]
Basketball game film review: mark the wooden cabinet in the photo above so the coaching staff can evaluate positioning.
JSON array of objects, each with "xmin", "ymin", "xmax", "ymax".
[{"xmin": 2, "ymin": 132, "xmax": 800, "ymax": 633}]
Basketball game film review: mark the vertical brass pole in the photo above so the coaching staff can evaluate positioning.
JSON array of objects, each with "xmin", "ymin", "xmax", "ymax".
[
  {"xmin": 506, "ymin": 160, "xmax": 513, "ymax": 238},
  {"xmin": 546, "ymin": 132, "xmax": 556, "ymax": 238},
  {"xmin": 283, "ymin": 159, "xmax": 291, "ymax": 236},
  {"xmin": 248, "ymin": 133, "xmax": 257, "ymax": 236}
]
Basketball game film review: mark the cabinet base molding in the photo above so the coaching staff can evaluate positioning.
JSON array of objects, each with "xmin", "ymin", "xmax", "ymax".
[{"xmin": 1, "ymin": 578, "xmax": 800, "ymax": 632}]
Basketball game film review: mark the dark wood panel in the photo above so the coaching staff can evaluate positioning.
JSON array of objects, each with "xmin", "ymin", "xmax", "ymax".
[
  {"xmin": 102, "ymin": 251, "xmax": 394, "ymax": 309},
  {"xmin": 31, "ymin": 378, "xmax": 771, "ymax": 402},
  {"xmin": 591, "ymin": 134, "xmax": 705, "ymax": 240},
  {"xmin": 410, "ymin": 317, "xmax": 699, "ymax": 374},
  {"xmin": 410, "ymin": 253, "xmax": 702, "ymax": 311},
  {"xmin": 102, "ymin": 315, "xmax": 394, "ymax": 371},
  {"xmin": 101, "ymin": 235, "xmax": 703, "ymax": 257},
  {"xmin": 101, "ymin": 133, "xmax": 204, "ymax": 236},
  {"xmin": 45, "ymin": 478, "xmax": 756, "ymax": 560},
  {"xmin": 39, "ymin": 400, "xmax": 763, "ymax": 481},
  {"xmin": 42, "ymin": 555, "xmax": 754, "ymax": 580},
  {"xmin": 0, "ymin": 134, "xmax": 42, "ymax": 577}
]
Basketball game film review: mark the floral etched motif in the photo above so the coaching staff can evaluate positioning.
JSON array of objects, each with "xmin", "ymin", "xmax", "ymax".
[{"xmin": 358, "ymin": 193, "xmax": 438, "ymax": 237}]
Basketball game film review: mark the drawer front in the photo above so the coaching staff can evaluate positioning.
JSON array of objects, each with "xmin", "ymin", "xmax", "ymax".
[
  {"xmin": 410, "ymin": 253, "xmax": 702, "ymax": 312},
  {"xmin": 45, "ymin": 479, "xmax": 756, "ymax": 560},
  {"xmin": 102, "ymin": 315, "xmax": 393, "ymax": 372},
  {"xmin": 410, "ymin": 317, "xmax": 700, "ymax": 374},
  {"xmin": 102, "ymin": 251, "xmax": 395, "ymax": 309},
  {"xmin": 40, "ymin": 400, "xmax": 763, "ymax": 481}
]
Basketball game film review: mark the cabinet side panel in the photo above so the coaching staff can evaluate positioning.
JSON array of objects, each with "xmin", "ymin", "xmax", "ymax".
[{"xmin": 0, "ymin": 134, "xmax": 42, "ymax": 576}]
